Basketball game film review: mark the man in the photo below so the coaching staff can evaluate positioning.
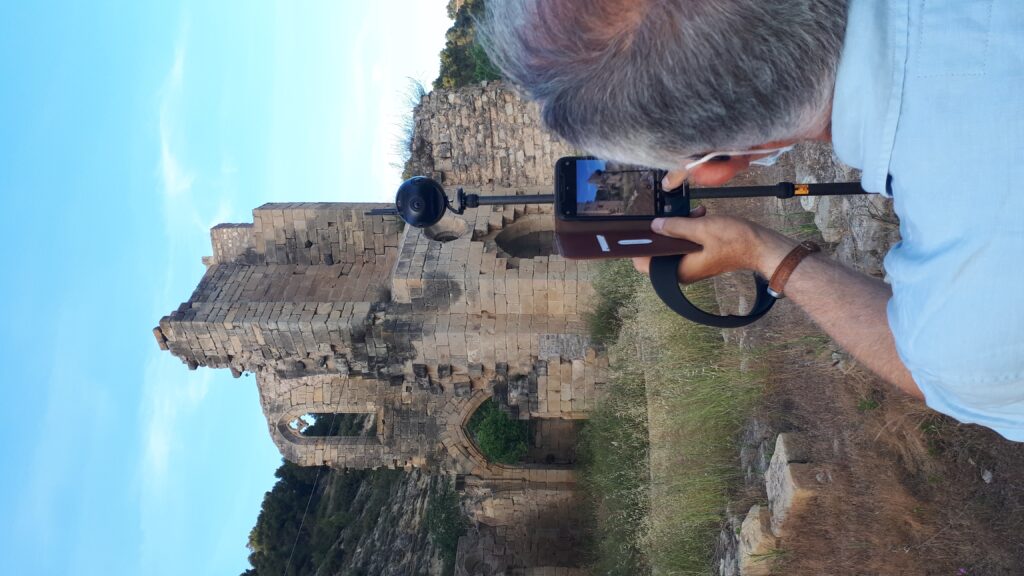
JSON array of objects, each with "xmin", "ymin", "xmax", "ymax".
[{"xmin": 481, "ymin": 1, "xmax": 1024, "ymax": 440}]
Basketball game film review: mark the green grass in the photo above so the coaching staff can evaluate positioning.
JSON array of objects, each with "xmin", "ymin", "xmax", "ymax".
[
  {"xmin": 577, "ymin": 351, "xmax": 652, "ymax": 575},
  {"xmin": 579, "ymin": 262, "xmax": 763, "ymax": 575},
  {"xmin": 585, "ymin": 259, "xmax": 647, "ymax": 345},
  {"xmin": 778, "ymin": 210, "xmax": 821, "ymax": 240},
  {"xmin": 857, "ymin": 397, "xmax": 881, "ymax": 412}
]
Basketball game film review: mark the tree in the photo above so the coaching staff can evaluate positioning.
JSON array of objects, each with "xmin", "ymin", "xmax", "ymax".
[{"xmin": 434, "ymin": 0, "xmax": 502, "ymax": 90}]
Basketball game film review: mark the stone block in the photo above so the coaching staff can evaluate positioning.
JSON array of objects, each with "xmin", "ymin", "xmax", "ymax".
[
  {"xmin": 453, "ymin": 378, "xmax": 472, "ymax": 398},
  {"xmin": 738, "ymin": 505, "xmax": 777, "ymax": 576},
  {"xmin": 766, "ymin": 434, "xmax": 818, "ymax": 537}
]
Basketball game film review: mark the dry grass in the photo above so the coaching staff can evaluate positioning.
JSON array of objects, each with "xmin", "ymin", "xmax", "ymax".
[
  {"xmin": 635, "ymin": 283, "xmax": 763, "ymax": 575},
  {"xmin": 579, "ymin": 261, "xmax": 764, "ymax": 576},
  {"xmin": 576, "ymin": 261, "xmax": 652, "ymax": 575},
  {"xmin": 580, "ymin": 191, "xmax": 1024, "ymax": 575},
  {"xmin": 743, "ymin": 301, "xmax": 1024, "ymax": 576}
]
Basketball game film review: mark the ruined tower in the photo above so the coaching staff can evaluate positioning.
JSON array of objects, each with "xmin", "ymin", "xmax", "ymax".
[{"xmin": 156, "ymin": 83, "xmax": 597, "ymax": 573}]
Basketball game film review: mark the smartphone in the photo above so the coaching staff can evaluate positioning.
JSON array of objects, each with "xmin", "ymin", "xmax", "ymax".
[{"xmin": 553, "ymin": 156, "xmax": 702, "ymax": 259}]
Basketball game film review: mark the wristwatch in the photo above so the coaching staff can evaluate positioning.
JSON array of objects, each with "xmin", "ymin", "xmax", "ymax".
[{"xmin": 767, "ymin": 241, "xmax": 821, "ymax": 299}]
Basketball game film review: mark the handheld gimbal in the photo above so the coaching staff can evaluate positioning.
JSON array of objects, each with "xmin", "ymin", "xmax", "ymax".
[{"xmin": 369, "ymin": 175, "xmax": 866, "ymax": 328}]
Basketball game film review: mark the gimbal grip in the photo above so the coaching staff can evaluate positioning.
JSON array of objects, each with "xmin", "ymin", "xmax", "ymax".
[{"xmin": 649, "ymin": 254, "xmax": 776, "ymax": 329}]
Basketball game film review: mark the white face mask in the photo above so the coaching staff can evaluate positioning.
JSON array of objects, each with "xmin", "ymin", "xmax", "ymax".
[{"xmin": 684, "ymin": 144, "xmax": 795, "ymax": 171}]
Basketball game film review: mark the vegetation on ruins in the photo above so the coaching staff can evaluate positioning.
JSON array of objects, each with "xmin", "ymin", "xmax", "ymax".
[
  {"xmin": 395, "ymin": 78, "xmax": 428, "ymax": 180},
  {"xmin": 467, "ymin": 399, "xmax": 530, "ymax": 464},
  {"xmin": 578, "ymin": 261, "xmax": 762, "ymax": 575},
  {"xmin": 425, "ymin": 483, "xmax": 468, "ymax": 575},
  {"xmin": 434, "ymin": 0, "xmax": 502, "ymax": 90}
]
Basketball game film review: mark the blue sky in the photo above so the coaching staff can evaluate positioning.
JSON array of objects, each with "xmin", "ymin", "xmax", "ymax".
[{"xmin": 0, "ymin": 2, "xmax": 451, "ymax": 574}]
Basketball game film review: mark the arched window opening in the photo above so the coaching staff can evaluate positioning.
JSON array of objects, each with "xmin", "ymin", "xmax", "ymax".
[{"xmin": 288, "ymin": 412, "xmax": 378, "ymax": 437}]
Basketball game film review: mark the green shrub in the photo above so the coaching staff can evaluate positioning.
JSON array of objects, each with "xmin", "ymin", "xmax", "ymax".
[{"xmin": 467, "ymin": 399, "xmax": 529, "ymax": 464}]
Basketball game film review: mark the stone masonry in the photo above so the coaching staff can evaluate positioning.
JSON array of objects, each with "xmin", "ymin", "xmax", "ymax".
[
  {"xmin": 405, "ymin": 81, "xmax": 577, "ymax": 190},
  {"xmin": 156, "ymin": 82, "xmax": 596, "ymax": 572}
]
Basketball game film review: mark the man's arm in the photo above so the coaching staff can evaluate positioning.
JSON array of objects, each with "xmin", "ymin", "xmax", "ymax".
[{"xmin": 633, "ymin": 212, "xmax": 923, "ymax": 399}]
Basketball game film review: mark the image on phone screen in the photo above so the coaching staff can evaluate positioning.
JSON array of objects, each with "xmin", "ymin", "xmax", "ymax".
[{"xmin": 574, "ymin": 159, "xmax": 661, "ymax": 217}]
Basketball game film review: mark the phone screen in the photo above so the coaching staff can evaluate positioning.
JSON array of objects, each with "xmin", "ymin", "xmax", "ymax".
[{"xmin": 573, "ymin": 159, "xmax": 662, "ymax": 217}]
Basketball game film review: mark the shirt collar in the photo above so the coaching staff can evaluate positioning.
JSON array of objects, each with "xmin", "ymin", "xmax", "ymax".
[{"xmin": 831, "ymin": 0, "xmax": 910, "ymax": 196}]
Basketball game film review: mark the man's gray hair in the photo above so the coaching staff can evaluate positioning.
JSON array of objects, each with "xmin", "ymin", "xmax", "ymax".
[{"xmin": 479, "ymin": 0, "xmax": 848, "ymax": 169}]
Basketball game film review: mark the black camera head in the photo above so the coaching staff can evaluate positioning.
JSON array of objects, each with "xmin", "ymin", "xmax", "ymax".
[{"xmin": 395, "ymin": 176, "xmax": 449, "ymax": 228}]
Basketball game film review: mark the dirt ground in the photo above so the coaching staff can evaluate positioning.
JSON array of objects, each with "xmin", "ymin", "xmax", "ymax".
[{"xmin": 702, "ymin": 182, "xmax": 1024, "ymax": 575}]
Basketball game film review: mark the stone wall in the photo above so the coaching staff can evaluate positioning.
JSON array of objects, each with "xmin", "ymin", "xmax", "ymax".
[
  {"xmin": 406, "ymin": 81, "xmax": 579, "ymax": 190},
  {"xmin": 156, "ymin": 80, "xmax": 598, "ymax": 573},
  {"xmin": 456, "ymin": 480, "xmax": 588, "ymax": 576},
  {"xmin": 155, "ymin": 199, "xmax": 605, "ymax": 476}
]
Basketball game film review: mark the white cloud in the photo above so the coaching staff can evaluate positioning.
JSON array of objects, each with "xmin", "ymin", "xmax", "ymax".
[
  {"xmin": 159, "ymin": 36, "xmax": 194, "ymax": 200},
  {"xmin": 140, "ymin": 9, "xmax": 217, "ymax": 516},
  {"xmin": 156, "ymin": 18, "xmax": 234, "ymax": 239},
  {"xmin": 139, "ymin": 351, "xmax": 211, "ymax": 492}
]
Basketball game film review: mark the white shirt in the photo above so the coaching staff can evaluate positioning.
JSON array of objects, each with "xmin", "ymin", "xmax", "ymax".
[{"xmin": 832, "ymin": 0, "xmax": 1024, "ymax": 440}]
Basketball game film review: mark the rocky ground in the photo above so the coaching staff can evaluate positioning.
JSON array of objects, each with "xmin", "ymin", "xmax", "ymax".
[{"xmin": 705, "ymin": 144, "xmax": 1024, "ymax": 576}]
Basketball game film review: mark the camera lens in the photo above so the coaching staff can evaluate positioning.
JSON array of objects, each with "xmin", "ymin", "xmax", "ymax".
[{"xmin": 395, "ymin": 176, "xmax": 448, "ymax": 228}]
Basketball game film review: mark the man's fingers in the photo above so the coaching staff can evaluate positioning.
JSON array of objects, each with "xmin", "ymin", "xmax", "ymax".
[
  {"xmin": 652, "ymin": 213, "xmax": 706, "ymax": 239},
  {"xmin": 634, "ymin": 255, "xmax": 691, "ymax": 283},
  {"xmin": 661, "ymin": 170, "xmax": 688, "ymax": 191}
]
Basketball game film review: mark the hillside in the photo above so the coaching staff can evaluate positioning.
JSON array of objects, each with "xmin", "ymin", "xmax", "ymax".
[{"xmin": 242, "ymin": 462, "xmax": 456, "ymax": 576}]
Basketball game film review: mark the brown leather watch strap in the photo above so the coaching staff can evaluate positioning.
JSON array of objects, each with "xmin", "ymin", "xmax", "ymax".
[{"xmin": 767, "ymin": 241, "xmax": 821, "ymax": 299}]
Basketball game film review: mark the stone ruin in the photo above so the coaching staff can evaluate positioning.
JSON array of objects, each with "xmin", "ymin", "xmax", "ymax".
[{"xmin": 155, "ymin": 82, "xmax": 596, "ymax": 574}]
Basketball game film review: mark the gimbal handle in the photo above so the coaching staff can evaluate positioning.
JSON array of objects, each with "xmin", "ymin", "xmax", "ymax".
[
  {"xmin": 649, "ymin": 255, "xmax": 776, "ymax": 329},
  {"xmin": 647, "ymin": 182, "xmax": 777, "ymax": 328},
  {"xmin": 644, "ymin": 179, "xmax": 866, "ymax": 328}
]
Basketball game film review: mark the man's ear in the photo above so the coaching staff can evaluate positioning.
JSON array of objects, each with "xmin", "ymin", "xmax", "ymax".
[{"xmin": 689, "ymin": 157, "xmax": 749, "ymax": 186}]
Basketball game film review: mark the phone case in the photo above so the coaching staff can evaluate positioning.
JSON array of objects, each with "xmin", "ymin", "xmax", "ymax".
[{"xmin": 554, "ymin": 219, "xmax": 702, "ymax": 259}]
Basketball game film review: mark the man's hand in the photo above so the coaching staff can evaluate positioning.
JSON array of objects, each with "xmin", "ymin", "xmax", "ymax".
[
  {"xmin": 631, "ymin": 206, "xmax": 798, "ymax": 282},
  {"xmin": 632, "ymin": 206, "xmax": 923, "ymax": 400}
]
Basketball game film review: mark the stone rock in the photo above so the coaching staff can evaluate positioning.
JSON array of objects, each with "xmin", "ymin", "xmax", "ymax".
[
  {"xmin": 766, "ymin": 434, "xmax": 818, "ymax": 537},
  {"xmin": 508, "ymin": 374, "xmax": 531, "ymax": 407},
  {"xmin": 716, "ymin": 508, "xmax": 742, "ymax": 576},
  {"xmin": 738, "ymin": 505, "xmax": 778, "ymax": 576},
  {"xmin": 773, "ymin": 432, "xmax": 811, "ymax": 464},
  {"xmin": 739, "ymin": 417, "xmax": 774, "ymax": 485},
  {"xmin": 788, "ymin": 141, "xmax": 900, "ymax": 277},
  {"xmin": 453, "ymin": 378, "xmax": 472, "ymax": 398}
]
